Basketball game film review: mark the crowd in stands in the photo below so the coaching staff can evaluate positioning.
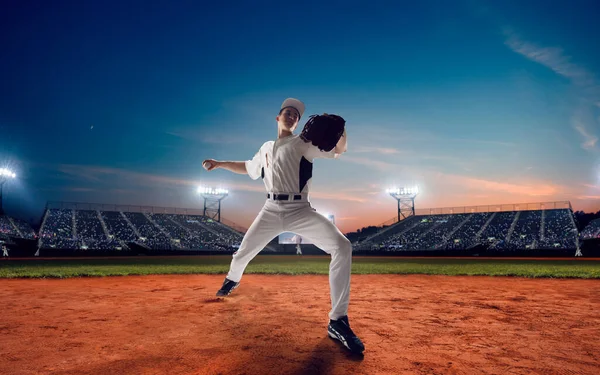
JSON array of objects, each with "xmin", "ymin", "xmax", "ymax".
[
  {"xmin": 540, "ymin": 209, "xmax": 578, "ymax": 248},
  {"xmin": 416, "ymin": 214, "xmax": 468, "ymax": 250},
  {"xmin": 356, "ymin": 209, "xmax": 579, "ymax": 252},
  {"xmin": 74, "ymin": 210, "xmax": 120, "ymax": 250},
  {"xmin": 0, "ymin": 215, "xmax": 36, "ymax": 239},
  {"xmin": 101, "ymin": 211, "xmax": 137, "ymax": 242},
  {"xmin": 39, "ymin": 209, "xmax": 79, "ymax": 249},
  {"xmin": 501, "ymin": 210, "xmax": 542, "ymax": 250},
  {"xmin": 446, "ymin": 212, "xmax": 493, "ymax": 250},
  {"xmin": 37, "ymin": 209, "xmax": 244, "ymax": 252},
  {"xmin": 12, "ymin": 205, "xmax": 582, "ymax": 253},
  {"xmin": 169, "ymin": 214, "xmax": 242, "ymax": 251},
  {"xmin": 122, "ymin": 212, "xmax": 174, "ymax": 250},
  {"xmin": 479, "ymin": 211, "xmax": 516, "ymax": 248},
  {"xmin": 0, "ymin": 215, "xmax": 16, "ymax": 237},
  {"xmin": 11, "ymin": 217, "xmax": 36, "ymax": 239},
  {"xmin": 581, "ymin": 219, "xmax": 600, "ymax": 240}
]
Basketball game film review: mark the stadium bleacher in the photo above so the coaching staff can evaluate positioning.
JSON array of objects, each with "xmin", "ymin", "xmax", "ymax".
[
  {"xmin": 31, "ymin": 201, "xmax": 581, "ymax": 255},
  {"xmin": 581, "ymin": 219, "xmax": 600, "ymax": 241},
  {"xmin": 355, "ymin": 208, "xmax": 579, "ymax": 253},
  {"xmin": 38, "ymin": 207, "xmax": 243, "ymax": 252},
  {"xmin": 446, "ymin": 212, "xmax": 493, "ymax": 250},
  {"xmin": 40, "ymin": 209, "xmax": 80, "ymax": 249},
  {"xmin": 0, "ymin": 215, "xmax": 36, "ymax": 239},
  {"xmin": 540, "ymin": 209, "xmax": 579, "ymax": 248}
]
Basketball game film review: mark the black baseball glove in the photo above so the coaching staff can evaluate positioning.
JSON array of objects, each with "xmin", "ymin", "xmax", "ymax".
[{"xmin": 299, "ymin": 113, "xmax": 346, "ymax": 152}]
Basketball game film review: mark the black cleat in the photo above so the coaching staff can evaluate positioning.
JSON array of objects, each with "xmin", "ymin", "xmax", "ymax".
[
  {"xmin": 216, "ymin": 278, "xmax": 239, "ymax": 297},
  {"xmin": 328, "ymin": 316, "xmax": 365, "ymax": 354}
]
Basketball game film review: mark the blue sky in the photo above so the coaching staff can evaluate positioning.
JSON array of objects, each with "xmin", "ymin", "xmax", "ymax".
[{"xmin": 1, "ymin": 0, "xmax": 599, "ymax": 232}]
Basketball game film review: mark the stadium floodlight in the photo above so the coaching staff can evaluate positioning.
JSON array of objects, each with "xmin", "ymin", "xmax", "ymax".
[
  {"xmin": 197, "ymin": 186, "xmax": 229, "ymax": 196},
  {"xmin": 386, "ymin": 186, "xmax": 419, "ymax": 197},
  {"xmin": 387, "ymin": 185, "xmax": 419, "ymax": 222},
  {"xmin": 197, "ymin": 185, "xmax": 229, "ymax": 222},
  {"xmin": 0, "ymin": 167, "xmax": 16, "ymax": 216},
  {"xmin": 0, "ymin": 168, "xmax": 16, "ymax": 179}
]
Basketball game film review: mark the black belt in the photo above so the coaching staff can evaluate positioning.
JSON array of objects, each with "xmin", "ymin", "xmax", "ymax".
[{"xmin": 268, "ymin": 193, "xmax": 302, "ymax": 201}]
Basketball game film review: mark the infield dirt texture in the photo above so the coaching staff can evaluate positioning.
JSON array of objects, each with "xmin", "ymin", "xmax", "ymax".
[{"xmin": 1, "ymin": 256, "xmax": 599, "ymax": 374}]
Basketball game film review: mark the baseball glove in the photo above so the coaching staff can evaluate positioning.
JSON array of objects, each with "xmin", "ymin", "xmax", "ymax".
[{"xmin": 299, "ymin": 113, "xmax": 346, "ymax": 152}]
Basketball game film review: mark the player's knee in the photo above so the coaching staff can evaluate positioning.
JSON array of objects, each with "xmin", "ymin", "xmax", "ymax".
[{"xmin": 336, "ymin": 237, "xmax": 352, "ymax": 255}]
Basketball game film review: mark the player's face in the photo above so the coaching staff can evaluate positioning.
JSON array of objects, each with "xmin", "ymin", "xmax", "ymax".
[{"xmin": 277, "ymin": 107, "xmax": 300, "ymax": 132}]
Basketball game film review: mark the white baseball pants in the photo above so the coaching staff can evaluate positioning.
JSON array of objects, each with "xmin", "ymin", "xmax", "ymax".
[{"xmin": 226, "ymin": 200, "xmax": 353, "ymax": 320}]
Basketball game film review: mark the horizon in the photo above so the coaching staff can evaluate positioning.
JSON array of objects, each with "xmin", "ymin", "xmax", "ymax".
[{"xmin": 1, "ymin": 0, "xmax": 599, "ymax": 233}]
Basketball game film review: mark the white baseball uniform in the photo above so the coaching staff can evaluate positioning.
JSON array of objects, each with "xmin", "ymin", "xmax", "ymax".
[{"xmin": 225, "ymin": 134, "xmax": 353, "ymax": 320}]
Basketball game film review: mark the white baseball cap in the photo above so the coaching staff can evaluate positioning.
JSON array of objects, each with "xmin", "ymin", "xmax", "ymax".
[{"xmin": 280, "ymin": 98, "xmax": 305, "ymax": 119}]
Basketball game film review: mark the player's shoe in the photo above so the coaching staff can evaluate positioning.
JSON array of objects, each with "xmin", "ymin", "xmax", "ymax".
[
  {"xmin": 216, "ymin": 278, "xmax": 239, "ymax": 297},
  {"xmin": 327, "ymin": 316, "xmax": 365, "ymax": 354}
]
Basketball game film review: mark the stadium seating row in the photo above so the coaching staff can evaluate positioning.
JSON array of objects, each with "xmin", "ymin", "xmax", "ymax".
[
  {"xmin": 581, "ymin": 219, "xmax": 600, "ymax": 240},
  {"xmin": 0, "ymin": 207, "xmax": 587, "ymax": 252},
  {"xmin": 356, "ymin": 209, "xmax": 579, "ymax": 251},
  {"xmin": 38, "ymin": 209, "xmax": 243, "ymax": 251}
]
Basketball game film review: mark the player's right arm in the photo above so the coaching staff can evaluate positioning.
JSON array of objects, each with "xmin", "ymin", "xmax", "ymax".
[
  {"xmin": 203, "ymin": 160, "xmax": 248, "ymax": 175},
  {"xmin": 203, "ymin": 143, "xmax": 264, "ymax": 179}
]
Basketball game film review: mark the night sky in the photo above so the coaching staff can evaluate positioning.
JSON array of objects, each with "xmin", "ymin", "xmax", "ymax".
[{"xmin": 1, "ymin": 0, "xmax": 599, "ymax": 233}]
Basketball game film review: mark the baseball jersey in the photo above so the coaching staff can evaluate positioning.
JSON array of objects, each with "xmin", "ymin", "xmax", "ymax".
[{"xmin": 245, "ymin": 134, "xmax": 335, "ymax": 194}]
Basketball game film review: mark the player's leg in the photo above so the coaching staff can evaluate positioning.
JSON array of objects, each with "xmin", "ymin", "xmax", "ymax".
[
  {"xmin": 285, "ymin": 205, "xmax": 352, "ymax": 319},
  {"xmin": 286, "ymin": 205, "xmax": 363, "ymax": 353},
  {"xmin": 225, "ymin": 204, "xmax": 282, "ymax": 283}
]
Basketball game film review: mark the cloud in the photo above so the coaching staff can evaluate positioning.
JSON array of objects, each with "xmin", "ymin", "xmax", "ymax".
[
  {"xmin": 57, "ymin": 164, "xmax": 259, "ymax": 194},
  {"xmin": 339, "ymin": 155, "xmax": 397, "ymax": 172},
  {"xmin": 577, "ymin": 195, "xmax": 600, "ymax": 200},
  {"xmin": 437, "ymin": 172, "xmax": 560, "ymax": 197},
  {"xmin": 571, "ymin": 111, "xmax": 598, "ymax": 151},
  {"xmin": 309, "ymin": 191, "xmax": 367, "ymax": 203},
  {"xmin": 573, "ymin": 123, "xmax": 598, "ymax": 150},
  {"xmin": 352, "ymin": 146, "xmax": 404, "ymax": 155},
  {"xmin": 58, "ymin": 164, "xmax": 201, "ymax": 188},
  {"xmin": 504, "ymin": 29, "xmax": 596, "ymax": 87},
  {"xmin": 36, "ymin": 186, "xmax": 97, "ymax": 193},
  {"xmin": 336, "ymin": 216, "xmax": 360, "ymax": 221},
  {"xmin": 503, "ymin": 28, "xmax": 600, "ymax": 151},
  {"xmin": 353, "ymin": 125, "xmax": 517, "ymax": 148}
]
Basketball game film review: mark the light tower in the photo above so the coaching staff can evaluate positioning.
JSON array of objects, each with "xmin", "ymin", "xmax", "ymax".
[
  {"xmin": 0, "ymin": 168, "xmax": 16, "ymax": 216},
  {"xmin": 386, "ymin": 186, "xmax": 419, "ymax": 222},
  {"xmin": 197, "ymin": 186, "xmax": 229, "ymax": 222}
]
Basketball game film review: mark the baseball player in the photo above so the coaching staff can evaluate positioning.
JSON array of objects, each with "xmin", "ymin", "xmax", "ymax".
[
  {"xmin": 202, "ymin": 98, "xmax": 364, "ymax": 354},
  {"xmin": 292, "ymin": 234, "xmax": 303, "ymax": 255}
]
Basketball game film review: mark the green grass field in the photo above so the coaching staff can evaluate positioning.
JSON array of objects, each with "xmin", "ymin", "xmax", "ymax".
[{"xmin": 2, "ymin": 256, "xmax": 600, "ymax": 279}]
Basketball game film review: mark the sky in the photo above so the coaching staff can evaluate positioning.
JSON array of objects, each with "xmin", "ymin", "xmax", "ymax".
[{"xmin": 1, "ymin": 0, "xmax": 599, "ymax": 233}]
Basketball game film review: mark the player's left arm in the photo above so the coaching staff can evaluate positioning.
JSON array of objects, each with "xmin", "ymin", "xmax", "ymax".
[{"xmin": 334, "ymin": 128, "xmax": 347, "ymax": 158}]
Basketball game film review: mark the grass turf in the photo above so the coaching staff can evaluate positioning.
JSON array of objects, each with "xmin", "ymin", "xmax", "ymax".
[{"xmin": 1, "ymin": 256, "xmax": 600, "ymax": 279}]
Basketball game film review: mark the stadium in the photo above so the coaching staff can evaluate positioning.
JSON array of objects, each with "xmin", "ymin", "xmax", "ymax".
[
  {"xmin": 0, "ymin": 197, "xmax": 593, "ymax": 258},
  {"xmin": 0, "ymin": 175, "xmax": 595, "ymax": 257},
  {"xmin": 3, "ymin": 1, "xmax": 600, "ymax": 373},
  {"xmin": 3, "ymin": 159, "xmax": 600, "ymax": 375}
]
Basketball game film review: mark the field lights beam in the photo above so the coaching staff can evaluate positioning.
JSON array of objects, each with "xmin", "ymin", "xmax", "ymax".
[{"xmin": 0, "ymin": 168, "xmax": 16, "ymax": 179}]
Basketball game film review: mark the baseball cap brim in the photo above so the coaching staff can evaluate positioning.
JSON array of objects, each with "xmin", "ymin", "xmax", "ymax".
[{"xmin": 281, "ymin": 98, "xmax": 305, "ymax": 119}]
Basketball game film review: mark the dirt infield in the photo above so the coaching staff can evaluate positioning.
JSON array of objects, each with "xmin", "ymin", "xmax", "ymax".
[{"xmin": 1, "ymin": 275, "xmax": 599, "ymax": 375}]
